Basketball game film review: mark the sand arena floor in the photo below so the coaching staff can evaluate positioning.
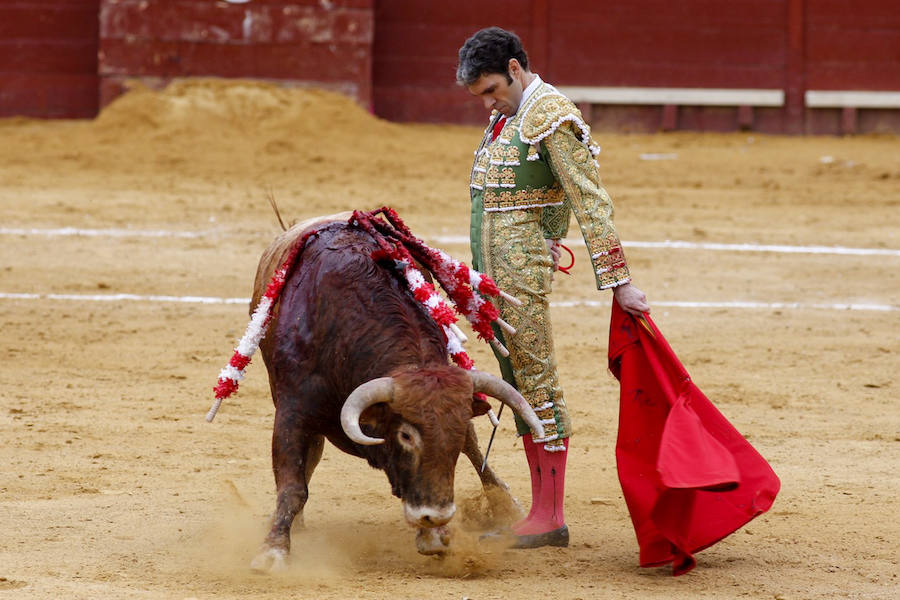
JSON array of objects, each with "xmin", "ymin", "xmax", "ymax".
[{"xmin": 0, "ymin": 80, "xmax": 897, "ymax": 599}]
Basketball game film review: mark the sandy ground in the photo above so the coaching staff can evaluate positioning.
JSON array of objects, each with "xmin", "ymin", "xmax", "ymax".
[{"xmin": 1, "ymin": 80, "xmax": 898, "ymax": 599}]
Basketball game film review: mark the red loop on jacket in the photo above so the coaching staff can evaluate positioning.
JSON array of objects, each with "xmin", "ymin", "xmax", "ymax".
[{"xmin": 557, "ymin": 243, "xmax": 575, "ymax": 275}]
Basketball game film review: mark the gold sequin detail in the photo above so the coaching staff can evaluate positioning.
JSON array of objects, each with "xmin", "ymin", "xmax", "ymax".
[
  {"xmin": 480, "ymin": 208, "xmax": 571, "ymax": 441},
  {"xmin": 485, "ymin": 165, "xmax": 500, "ymax": 187},
  {"xmin": 503, "ymin": 144, "xmax": 521, "ymax": 165},
  {"xmin": 572, "ymin": 145, "xmax": 589, "ymax": 164},
  {"xmin": 475, "ymin": 150, "xmax": 490, "ymax": 170},
  {"xmin": 483, "ymin": 185, "xmax": 564, "ymax": 211},
  {"xmin": 526, "ymin": 98, "xmax": 564, "ymax": 134}
]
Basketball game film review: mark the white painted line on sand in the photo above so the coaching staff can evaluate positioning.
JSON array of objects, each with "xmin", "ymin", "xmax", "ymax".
[
  {"xmin": 0, "ymin": 227, "xmax": 213, "ymax": 239},
  {"xmin": 2, "ymin": 227, "xmax": 897, "ymax": 257},
  {"xmin": 1, "ymin": 292, "xmax": 895, "ymax": 312},
  {"xmin": 551, "ymin": 299, "xmax": 898, "ymax": 312},
  {"xmin": 430, "ymin": 236, "xmax": 900, "ymax": 257},
  {"xmin": 0, "ymin": 292, "xmax": 247, "ymax": 304},
  {"xmin": 619, "ymin": 240, "xmax": 900, "ymax": 257}
]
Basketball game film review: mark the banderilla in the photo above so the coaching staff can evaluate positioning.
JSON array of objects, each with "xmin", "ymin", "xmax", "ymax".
[{"xmin": 480, "ymin": 403, "xmax": 504, "ymax": 472}]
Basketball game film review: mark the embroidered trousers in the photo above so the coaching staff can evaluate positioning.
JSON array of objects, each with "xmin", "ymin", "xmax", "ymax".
[{"xmin": 474, "ymin": 206, "xmax": 571, "ymax": 451}]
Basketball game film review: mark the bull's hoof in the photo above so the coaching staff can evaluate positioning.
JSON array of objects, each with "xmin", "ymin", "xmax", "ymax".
[
  {"xmin": 416, "ymin": 526, "xmax": 451, "ymax": 555},
  {"xmin": 250, "ymin": 546, "xmax": 288, "ymax": 573}
]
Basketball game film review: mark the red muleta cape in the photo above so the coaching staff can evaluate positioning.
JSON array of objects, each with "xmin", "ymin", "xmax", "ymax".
[{"xmin": 607, "ymin": 301, "xmax": 780, "ymax": 576}]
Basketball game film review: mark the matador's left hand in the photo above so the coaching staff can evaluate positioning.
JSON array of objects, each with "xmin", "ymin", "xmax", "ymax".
[
  {"xmin": 613, "ymin": 283, "xmax": 650, "ymax": 316},
  {"xmin": 545, "ymin": 238, "xmax": 562, "ymax": 271}
]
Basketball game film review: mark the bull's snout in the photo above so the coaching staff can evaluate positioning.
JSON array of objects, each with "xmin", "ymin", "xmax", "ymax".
[{"xmin": 403, "ymin": 502, "xmax": 456, "ymax": 528}]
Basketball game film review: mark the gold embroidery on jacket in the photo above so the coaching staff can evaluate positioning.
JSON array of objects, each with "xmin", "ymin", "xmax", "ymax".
[
  {"xmin": 483, "ymin": 185, "xmax": 565, "ymax": 211},
  {"xmin": 485, "ymin": 165, "xmax": 501, "ymax": 188},
  {"xmin": 499, "ymin": 167, "xmax": 516, "ymax": 188}
]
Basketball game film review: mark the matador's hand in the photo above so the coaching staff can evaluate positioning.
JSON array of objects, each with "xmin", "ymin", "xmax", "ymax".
[
  {"xmin": 545, "ymin": 238, "xmax": 561, "ymax": 271},
  {"xmin": 613, "ymin": 283, "xmax": 650, "ymax": 316}
]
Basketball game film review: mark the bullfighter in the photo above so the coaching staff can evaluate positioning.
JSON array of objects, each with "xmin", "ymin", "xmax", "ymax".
[{"xmin": 457, "ymin": 26, "xmax": 650, "ymax": 548}]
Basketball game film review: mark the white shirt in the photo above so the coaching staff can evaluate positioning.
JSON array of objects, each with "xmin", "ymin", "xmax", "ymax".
[{"xmin": 514, "ymin": 74, "xmax": 543, "ymax": 116}]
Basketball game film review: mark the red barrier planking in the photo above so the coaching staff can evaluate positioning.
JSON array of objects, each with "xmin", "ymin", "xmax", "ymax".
[
  {"xmin": 0, "ymin": 5, "xmax": 99, "ymax": 40},
  {"xmin": 372, "ymin": 86, "xmax": 490, "ymax": 124},
  {"xmin": 372, "ymin": 55, "xmax": 461, "ymax": 87},
  {"xmin": 808, "ymin": 29, "xmax": 900, "ymax": 63},
  {"xmin": 549, "ymin": 62, "xmax": 784, "ymax": 91},
  {"xmin": 0, "ymin": 40, "xmax": 98, "ymax": 74},
  {"xmin": 805, "ymin": 0, "xmax": 900, "ymax": 92},
  {"xmin": 808, "ymin": 0, "xmax": 900, "ymax": 27},
  {"xmin": 100, "ymin": 0, "xmax": 373, "ymax": 43},
  {"xmin": 0, "ymin": 0, "xmax": 99, "ymax": 118},
  {"xmin": 575, "ymin": 0, "xmax": 785, "ymax": 25},
  {"xmin": 373, "ymin": 0, "xmax": 525, "ymax": 26},
  {"xmin": 0, "ymin": 73, "xmax": 98, "ymax": 118},
  {"xmin": 99, "ymin": 37, "xmax": 369, "ymax": 80},
  {"xmin": 98, "ymin": 0, "xmax": 374, "ymax": 107},
  {"xmin": 2, "ymin": 0, "xmax": 899, "ymax": 130},
  {"xmin": 99, "ymin": 1, "xmax": 244, "ymax": 42},
  {"xmin": 807, "ymin": 63, "xmax": 900, "ymax": 92}
]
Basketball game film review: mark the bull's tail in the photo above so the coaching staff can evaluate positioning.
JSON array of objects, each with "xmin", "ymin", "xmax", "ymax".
[{"xmin": 265, "ymin": 188, "xmax": 288, "ymax": 232}]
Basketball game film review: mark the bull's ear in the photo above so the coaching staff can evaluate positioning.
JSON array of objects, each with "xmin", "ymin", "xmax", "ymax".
[{"xmin": 471, "ymin": 395, "xmax": 492, "ymax": 417}]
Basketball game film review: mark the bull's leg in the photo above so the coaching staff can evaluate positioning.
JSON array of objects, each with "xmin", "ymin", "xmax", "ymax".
[
  {"xmin": 461, "ymin": 422, "xmax": 523, "ymax": 527},
  {"xmin": 416, "ymin": 525, "xmax": 452, "ymax": 555},
  {"xmin": 251, "ymin": 404, "xmax": 324, "ymax": 573}
]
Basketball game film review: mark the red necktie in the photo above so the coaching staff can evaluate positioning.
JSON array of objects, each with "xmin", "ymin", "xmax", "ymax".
[{"xmin": 491, "ymin": 116, "xmax": 507, "ymax": 141}]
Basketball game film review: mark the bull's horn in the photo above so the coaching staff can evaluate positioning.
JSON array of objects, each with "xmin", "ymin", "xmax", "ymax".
[
  {"xmin": 468, "ymin": 371, "xmax": 545, "ymax": 439},
  {"xmin": 340, "ymin": 377, "xmax": 394, "ymax": 445}
]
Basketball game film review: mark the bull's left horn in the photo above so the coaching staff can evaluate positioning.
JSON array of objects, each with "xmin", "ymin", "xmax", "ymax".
[
  {"xmin": 340, "ymin": 377, "xmax": 394, "ymax": 445},
  {"xmin": 468, "ymin": 371, "xmax": 545, "ymax": 440}
]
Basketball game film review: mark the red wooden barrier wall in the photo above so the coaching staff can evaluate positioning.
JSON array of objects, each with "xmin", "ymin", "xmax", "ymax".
[
  {"xmin": 805, "ymin": 0, "xmax": 900, "ymax": 134},
  {"xmin": 533, "ymin": 0, "xmax": 791, "ymax": 133},
  {"xmin": 372, "ymin": 0, "xmax": 534, "ymax": 124},
  {"xmin": 97, "ymin": 0, "xmax": 374, "ymax": 109},
  {"xmin": 2, "ymin": 0, "xmax": 898, "ymax": 134},
  {"xmin": 373, "ymin": 0, "xmax": 795, "ymax": 129},
  {"xmin": 0, "ymin": 0, "xmax": 100, "ymax": 118},
  {"xmin": 373, "ymin": 0, "xmax": 900, "ymax": 134}
]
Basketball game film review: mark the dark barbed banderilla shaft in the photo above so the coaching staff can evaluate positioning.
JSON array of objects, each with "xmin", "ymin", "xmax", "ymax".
[{"xmin": 480, "ymin": 404, "xmax": 504, "ymax": 472}]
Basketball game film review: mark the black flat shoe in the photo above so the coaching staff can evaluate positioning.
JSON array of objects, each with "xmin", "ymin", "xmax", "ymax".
[{"xmin": 512, "ymin": 525, "xmax": 569, "ymax": 549}]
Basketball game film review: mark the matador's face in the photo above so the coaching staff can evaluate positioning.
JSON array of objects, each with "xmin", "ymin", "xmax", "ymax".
[{"xmin": 466, "ymin": 59, "xmax": 527, "ymax": 118}]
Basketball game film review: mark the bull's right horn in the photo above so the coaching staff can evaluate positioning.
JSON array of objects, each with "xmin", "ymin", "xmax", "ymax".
[
  {"xmin": 468, "ymin": 371, "xmax": 545, "ymax": 440},
  {"xmin": 340, "ymin": 377, "xmax": 394, "ymax": 445}
]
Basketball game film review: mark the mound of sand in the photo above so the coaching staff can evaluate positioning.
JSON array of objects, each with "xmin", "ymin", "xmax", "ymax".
[{"xmin": 93, "ymin": 79, "xmax": 394, "ymax": 148}]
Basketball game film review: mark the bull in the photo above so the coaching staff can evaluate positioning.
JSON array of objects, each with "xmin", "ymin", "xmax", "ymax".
[{"xmin": 245, "ymin": 214, "xmax": 543, "ymax": 572}]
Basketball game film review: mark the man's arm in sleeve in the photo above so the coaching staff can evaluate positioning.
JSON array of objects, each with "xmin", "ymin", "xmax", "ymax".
[{"xmin": 541, "ymin": 121, "xmax": 631, "ymax": 290}]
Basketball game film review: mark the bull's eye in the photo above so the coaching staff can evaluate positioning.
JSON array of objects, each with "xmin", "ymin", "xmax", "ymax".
[{"xmin": 397, "ymin": 427, "xmax": 419, "ymax": 450}]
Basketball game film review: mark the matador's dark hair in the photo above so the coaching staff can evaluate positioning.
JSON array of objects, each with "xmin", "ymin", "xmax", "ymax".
[{"xmin": 456, "ymin": 27, "xmax": 530, "ymax": 86}]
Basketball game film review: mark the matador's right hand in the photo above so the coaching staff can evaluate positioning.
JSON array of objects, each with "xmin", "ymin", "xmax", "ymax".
[{"xmin": 613, "ymin": 283, "xmax": 650, "ymax": 315}]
